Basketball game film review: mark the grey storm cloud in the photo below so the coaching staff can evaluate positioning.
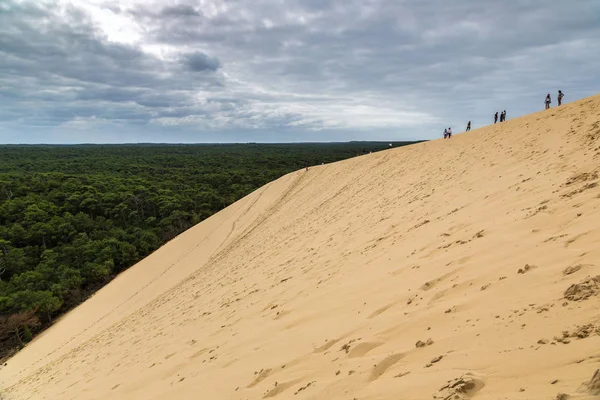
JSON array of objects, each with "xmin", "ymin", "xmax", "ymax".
[
  {"xmin": 183, "ymin": 52, "xmax": 222, "ymax": 72},
  {"xmin": 161, "ymin": 4, "xmax": 202, "ymax": 17},
  {"xmin": 0, "ymin": 1, "xmax": 225, "ymax": 138},
  {"xmin": 0, "ymin": 0, "xmax": 599, "ymax": 143}
]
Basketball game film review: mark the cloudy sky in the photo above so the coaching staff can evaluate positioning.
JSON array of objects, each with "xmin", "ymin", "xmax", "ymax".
[{"xmin": 0, "ymin": 0, "xmax": 599, "ymax": 144}]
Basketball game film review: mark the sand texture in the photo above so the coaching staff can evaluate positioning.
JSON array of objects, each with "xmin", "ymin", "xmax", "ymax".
[{"xmin": 2, "ymin": 95, "xmax": 600, "ymax": 400}]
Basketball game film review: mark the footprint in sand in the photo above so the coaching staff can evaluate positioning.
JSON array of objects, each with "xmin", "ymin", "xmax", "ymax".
[
  {"xmin": 348, "ymin": 342, "xmax": 383, "ymax": 358},
  {"xmin": 248, "ymin": 369, "xmax": 273, "ymax": 388},
  {"xmin": 293, "ymin": 381, "xmax": 316, "ymax": 396},
  {"xmin": 437, "ymin": 374, "xmax": 485, "ymax": 398},
  {"xmin": 189, "ymin": 348, "xmax": 209, "ymax": 359},
  {"xmin": 368, "ymin": 304, "xmax": 394, "ymax": 319},
  {"xmin": 564, "ymin": 231, "xmax": 592, "ymax": 247},
  {"xmin": 273, "ymin": 309, "xmax": 292, "ymax": 320},
  {"xmin": 429, "ymin": 290, "xmax": 447, "ymax": 304},
  {"xmin": 421, "ymin": 270, "xmax": 457, "ymax": 291},
  {"xmin": 564, "ymin": 275, "xmax": 600, "ymax": 301},
  {"xmin": 563, "ymin": 264, "xmax": 590, "ymax": 276},
  {"xmin": 262, "ymin": 379, "xmax": 302, "ymax": 398},
  {"xmin": 369, "ymin": 353, "xmax": 405, "ymax": 381},
  {"xmin": 313, "ymin": 338, "xmax": 341, "ymax": 353},
  {"xmin": 517, "ymin": 264, "xmax": 536, "ymax": 274},
  {"xmin": 584, "ymin": 369, "xmax": 600, "ymax": 395},
  {"xmin": 249, "ymin": 358, "xmax": 305, "ymax": 389}
]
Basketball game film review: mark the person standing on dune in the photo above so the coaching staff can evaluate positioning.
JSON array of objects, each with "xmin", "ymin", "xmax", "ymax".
[
  {"xmin": 545, "ymin": 94, "xmax": 551, "ymax": 109},
  {"xmin": 558, "ymin": 90, "xmax": 564, "ymax": 106},
  {"xmin": 447, "ymin": 127, "xmax": 452, "ymax": 138},
  {"xmin": 466, "ymin": 121, "xmax": 471, "ymax": 131},
  {"xmin": 494, "ymin": 112, "xmax": 498, "ymax": 124},
  {"xmin": 443, "ymin": 128, "xmax": 448, "ymax": 139}
]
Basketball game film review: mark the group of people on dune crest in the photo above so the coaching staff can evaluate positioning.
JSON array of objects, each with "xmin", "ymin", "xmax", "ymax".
[
  {"xmin": 494, "ymin": 110, "xmax": 507, "ymax": 124},
  {"xmin": 443, "ymin": 90, "xmax": 565, "ymax": 140}
]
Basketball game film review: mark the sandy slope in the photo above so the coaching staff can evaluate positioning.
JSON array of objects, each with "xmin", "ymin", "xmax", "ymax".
[{"xmin": 2, "ymin": 95, "xmax": 600, "ymax": 400}]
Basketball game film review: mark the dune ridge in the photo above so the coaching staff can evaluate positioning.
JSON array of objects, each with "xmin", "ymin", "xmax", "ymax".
[{"xmin": 1, "ymin": 94, "xmax": 600, "ymax": 400}]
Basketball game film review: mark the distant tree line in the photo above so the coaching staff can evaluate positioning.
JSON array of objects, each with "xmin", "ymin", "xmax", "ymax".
[{"xmin": 0, "ymin": 141, "xmax": 419, "ymax": 359}]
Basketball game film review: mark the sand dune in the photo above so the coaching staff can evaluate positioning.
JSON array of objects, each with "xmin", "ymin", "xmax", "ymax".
[{"xmin": 2, "ymin": 95, "xmax": 600, "ymax": 400}]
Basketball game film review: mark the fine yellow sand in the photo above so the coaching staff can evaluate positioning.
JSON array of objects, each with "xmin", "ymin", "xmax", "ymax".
[{"xmin": 1, "ymin": 95, "xmax": 600, "ymax": 400}]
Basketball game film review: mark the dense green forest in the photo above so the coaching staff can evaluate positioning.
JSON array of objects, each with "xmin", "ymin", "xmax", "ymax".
[{"xmin": 0, "ymin": 141, "xmax": 420, "ymax": 359}]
